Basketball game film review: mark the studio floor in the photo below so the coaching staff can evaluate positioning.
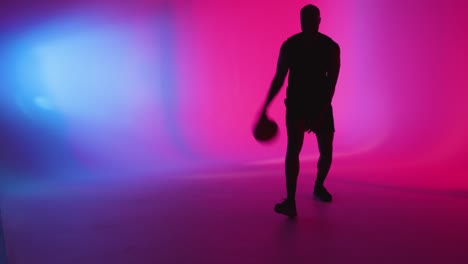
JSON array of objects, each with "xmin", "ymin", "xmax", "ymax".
[{"xmin": 1, "ymin": 164, "xmax": 468, "ymax": 264}]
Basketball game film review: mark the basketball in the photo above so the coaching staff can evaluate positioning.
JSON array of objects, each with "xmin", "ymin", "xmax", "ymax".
[{"xmin": 253, "ymin": 115, "xmax": 279, "ymax": 142}]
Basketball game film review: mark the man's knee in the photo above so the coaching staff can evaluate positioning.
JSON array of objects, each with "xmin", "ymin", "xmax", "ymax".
[
  {"xmin": 286, "ymin": 138, "xmax": 304, "ymax": 157},
  {"xmin": 320, "ymin": 154, "xmax": 332, "ymax": 164},
  {"xmin": 319, "ymin": 145, "xmax": 333, "ymax": 161},
  {"xmin": 318, "ymin": 144, "xmax": 332, "ymax": 156},
  {"xmin": 286, "ymin": 148, "xmax": 301, "ymax": 159},
  {"xmin": 317, "ymin": 132, "xmax": 334, "ymax": 156}
]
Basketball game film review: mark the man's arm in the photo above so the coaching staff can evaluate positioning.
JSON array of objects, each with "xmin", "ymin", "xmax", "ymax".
[
  {"xmin": 261, "ymin": 44, "xmax": 289, "ymax": 115},
  {"xmin": 307, "ymin": 43, "xmax": 340, "ymax": 133},
  {"xmin": 326, "ymin": 44, "xmax": 341, "ymax": 103}
]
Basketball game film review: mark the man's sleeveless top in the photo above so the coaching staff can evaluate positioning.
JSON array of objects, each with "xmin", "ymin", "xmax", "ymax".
[{"xmin": 282, "ymin": 32, "xmax": 339, "ymax": 114}]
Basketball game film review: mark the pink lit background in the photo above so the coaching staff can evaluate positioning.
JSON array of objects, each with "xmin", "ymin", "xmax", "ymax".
[{"xmin": 0, "ymin": 0, "xmax": 467, "ymax": 189}]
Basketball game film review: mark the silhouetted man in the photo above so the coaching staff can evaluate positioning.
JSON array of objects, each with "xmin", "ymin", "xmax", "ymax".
[{"xmin": 261, "ymin": 4, "xmax": 340, "ymax": 217}]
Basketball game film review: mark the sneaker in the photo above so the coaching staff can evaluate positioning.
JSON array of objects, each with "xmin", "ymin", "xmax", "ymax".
[
  {"xmin": 314, "ymin": 184, "xmax": 332, "ymax": 202},
  {"xmin": 274, "ymin": 199, "xmax": 297, "ymax": 217}
]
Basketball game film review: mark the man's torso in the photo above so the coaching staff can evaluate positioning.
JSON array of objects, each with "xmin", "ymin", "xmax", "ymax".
[{"xmin": 283, "ymin": 32, "xmax": 338, "ymax": 110}]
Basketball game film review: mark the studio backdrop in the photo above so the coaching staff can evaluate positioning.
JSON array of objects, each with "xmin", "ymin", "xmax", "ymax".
[{"xmin": 0, "ymin": 0, "xmax": 467, "ymax": 188}]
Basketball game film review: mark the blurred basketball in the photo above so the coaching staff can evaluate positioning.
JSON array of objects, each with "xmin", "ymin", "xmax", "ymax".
[{"xmin": 253, "ymin": 115, "xmax": 278, "ymax": 142}]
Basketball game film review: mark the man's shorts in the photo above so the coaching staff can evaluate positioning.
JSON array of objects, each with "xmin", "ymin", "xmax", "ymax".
[{"xmin": 285, "ymin": 100, "xmax": 335, "ymax": 133}]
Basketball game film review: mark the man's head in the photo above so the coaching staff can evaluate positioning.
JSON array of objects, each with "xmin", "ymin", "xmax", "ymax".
[{"xmin": 300, "ymin": 4, "xmax": 321, "ymax": 34}]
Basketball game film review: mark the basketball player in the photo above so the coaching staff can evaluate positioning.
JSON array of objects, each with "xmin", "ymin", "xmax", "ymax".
[{"xmin": 260, "ymin": 4, "xmax": 340, "ymax": 217}]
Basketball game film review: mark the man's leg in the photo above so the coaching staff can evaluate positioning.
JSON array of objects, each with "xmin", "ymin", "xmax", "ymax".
[
  {"xmin": 314, "ymin": 131, "xmax": 334, "ymax": 202},
  {"xmin": 275, "ymin": 119, "xmax": 305, "ymax": 217},
  {"xmin": 285, "ymin": 119, "xmax": 306, "ymax": 201}
]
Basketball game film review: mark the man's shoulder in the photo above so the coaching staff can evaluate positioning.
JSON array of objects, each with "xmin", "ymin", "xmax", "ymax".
[
  {"xmin": 284, "ymin": 32, "xmax": 339, "ymax": 48},
  {"xmin": 287, "ymin": 33, "xmax": 303, "ymax": 41},
  {"xmin": 279, "ymin": 33, "xmax": 300, "ymax": 54},
  {"xmin": 318, "ymin": 33, "xmax": 340, "ymax": 49},
  {"xmin": 284, "ymin": 33, "xmax": 303, "ymax": 44}
]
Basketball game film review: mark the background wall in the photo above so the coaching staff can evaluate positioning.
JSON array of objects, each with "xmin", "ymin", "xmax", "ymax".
[{"xmin": 0, "ymin": 0, "xmax": 467, "ymax": 188}]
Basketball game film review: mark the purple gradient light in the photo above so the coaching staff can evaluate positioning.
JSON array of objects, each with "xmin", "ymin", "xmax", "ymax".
[{"xmin": 0, "ymin": 0, "xmax": 467, "ymax": 188}]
